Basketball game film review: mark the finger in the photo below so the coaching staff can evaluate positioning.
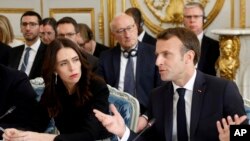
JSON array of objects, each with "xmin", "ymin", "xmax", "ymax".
[
  {"xmin": 216, "ymin": 121, "xmax": 224, "ymax": 133},
  {"xmin": 222, "ymin": 118, "xmax": 229, "ymax": 131},
  {"xmin": 93, "ymin": 109, "xmax": 108, "ymax": 121},
  {"xmin": 109, "ymin": 104, "xmax": 119, "ymax": 116},
  {"xmin": 235, "ymin": 115, "xmax": 247, "ymax": 125},
  {"xmin": 226, "ymin": 116, "xmax": 234, "ymax": 125}
]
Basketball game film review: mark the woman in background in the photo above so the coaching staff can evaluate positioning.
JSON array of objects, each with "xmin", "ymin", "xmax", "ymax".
[
  {"xmin": 40, "ymin": 17, "xmax": 57, "ymax": 45},
  {"xmin": 0, "ymin": 15, "xmax": 24, "ymax": 47},
  {"xmin": 3, "ymin": 38, "xmax": 111, "ymax": 141}
]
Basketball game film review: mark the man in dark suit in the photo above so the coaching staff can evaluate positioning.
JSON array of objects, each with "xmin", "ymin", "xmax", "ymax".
[
  {"xmin": 183, "ymin": 2, "xmax": 220, "ymax": 76},
  {"xmin": 0, "ymin": 42, "xmax": 10, "ymax": 66},
  {"xmin": 125, "ymin": 7, "xmax": 157, "ymax": 46},
  {"xmin": 93, "ymin": 27, "xmax": 247, "ymax": 141},
  {"xmin": 0, "ymin": 64, "xmax": 49, "ymax": 139},
  {"xmin": 97, "ymin": 13, "xmax": 162, "ymax": 116},
  {"xmin": 8, "ymin": 11, "xmax": 47, "ymax": 79},
  {"xmin": 56, "ymin": 17, "xmax": 99, "ymax": 72},
  {"xmin": 77, "ymin": 23, "xmax": 109, "ymax": 58}
]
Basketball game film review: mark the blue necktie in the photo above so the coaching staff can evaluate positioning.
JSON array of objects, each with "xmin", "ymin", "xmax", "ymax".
[
  {"xmin": 124, "ymin": 55, "xmax": 135, "ymax": 95},
  {"xmin": 177, "ymin": 88, "xmax": 188, "ymax": 141},
  {"xmin": 20, "ymin": 47, "xmax": 31, "ymax": 72}
]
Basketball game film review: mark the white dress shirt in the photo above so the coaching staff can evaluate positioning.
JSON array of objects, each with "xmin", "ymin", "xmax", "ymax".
[
  {"xmin": 18, "ymin": 39, "xmax": 41, "ymax": 76},
  {"xmin": 172, "ymin": 70, "xmax": 197, "ymax": 141},
  {"xmin": 118, "ymin": 44, "xmax": 138, "ymax": 91}
]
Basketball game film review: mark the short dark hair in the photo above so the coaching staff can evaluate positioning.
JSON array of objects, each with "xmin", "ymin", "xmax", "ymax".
[
  {"xmin": 125, "ymin": 7, "xmax": 144, "ymax": 27},
  {"xmin": 20, "ymin": 11, "xmax": 42, "ymax": 25},
  {"xmin": 57, "ymin": 17, "xmax": 79, "ymax": 33},
  {"xmin": 41, "ymin": 17, "xmax": 57, "ymax": 36},
  {"xmin": 157, "ymin": 27, "xmax": 200, "ymax": 64},
  {"xmin": 78, "ymin": 23, "xmax": 93, "ymax": 40}
]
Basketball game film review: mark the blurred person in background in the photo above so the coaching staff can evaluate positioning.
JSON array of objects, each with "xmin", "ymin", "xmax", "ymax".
[
  {"xmin": 77, "ymin": 23, "xmax": 109, "ymax": 58},
  {"xmin": 40, "ymin": 17, "xmax": 57, "ymax": 45},
  {"xmin": 0, "ymin": 15, "xmax": 24, "ymax": 47}
]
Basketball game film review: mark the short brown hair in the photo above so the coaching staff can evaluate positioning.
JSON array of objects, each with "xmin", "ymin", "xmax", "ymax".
[{"xmin": 157, "ymin": 27, "xmax": 200, "ymax": 64}]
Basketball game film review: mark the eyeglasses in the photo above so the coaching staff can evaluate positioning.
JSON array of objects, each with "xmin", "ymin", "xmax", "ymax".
[
  {"xmin": 79, "ymin": 39, "xmax": 90, "ymax": 48},
  {"xmin": 184, "ymin": 15, "xmax": 204, "ymax": 20},
  {"xmin": 21, "ymin": 22, "xmax": 39, "ymax": 28},
  {"xmin": 58, "ymin": 33, "xmax": 76, "ymax": 38},
  {"xmin": 115, "ymin": 24, "xmax": 135, "ymax": 35}
]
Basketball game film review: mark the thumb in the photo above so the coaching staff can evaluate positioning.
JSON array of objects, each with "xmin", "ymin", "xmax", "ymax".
[{"xmin": 109, "ymin": 104, "xmax": 119, "ymax": 116}]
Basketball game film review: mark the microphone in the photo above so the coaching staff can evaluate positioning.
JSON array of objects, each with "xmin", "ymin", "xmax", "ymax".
[
  {"xmin": 132, "ymin": 118, "xmax": 156, "ymax": 141},
  {"xmin": 0, "ymin": 106, "xmax": 16, "ymax": 120}
]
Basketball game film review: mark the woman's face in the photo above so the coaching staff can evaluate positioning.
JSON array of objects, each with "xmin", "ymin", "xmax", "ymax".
[
  {"xmin": 55, "ymin": 47, "xmax": 82, "ymax": 90},
  {"xmin": 40, "ymin": 24, "xmax": 56, "ymax": 45}
]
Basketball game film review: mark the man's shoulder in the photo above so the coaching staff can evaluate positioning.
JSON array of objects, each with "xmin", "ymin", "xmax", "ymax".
[
  {"xmin": 0, "ymin": 64, "xmax": 27, "ymax": 80},
  {"xmin": 203, "ymin": 35, "xmax": 219, "ymax": 44}
]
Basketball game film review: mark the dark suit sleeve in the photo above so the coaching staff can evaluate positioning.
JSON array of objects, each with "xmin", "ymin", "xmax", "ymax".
[
  {"xmin": 54, "ymin": 77, "xmax": 110, "ymax": 141},
  {"xmin": 0, "ymin": 69, "xmax": 50, "ymax": 136},
  {"xmin": 224, "ymin": 81, "xmax": 248, "ymax": 124}
]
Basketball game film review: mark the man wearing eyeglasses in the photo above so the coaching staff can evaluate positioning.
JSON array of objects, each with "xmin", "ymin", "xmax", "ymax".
[
  {"xmin": 97, "ymin": 13, "xmax": 162, "ymax": 130},
  {"xmin": 56, "ymin": 16, "xmax": 99, "ymax": 72},
  {"xmin": 8, "ymin": 11, "xmax": 47, "ymax": 79},
  {"xmin": 183, "ymin": 2, "xmax": 220, "ymax": 76}
]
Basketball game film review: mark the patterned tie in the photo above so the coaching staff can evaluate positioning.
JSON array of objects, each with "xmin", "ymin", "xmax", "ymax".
[
  {"xmin": 20, "ymin": 47, "xmax": 31, "ymax": 72},
  {"xmin": 123, "ymin": 55, "xmax": 135, "ymax": 96},
  {"xmin": 176, "ymin": 88, "xmax": 188, "ymax": 141}
]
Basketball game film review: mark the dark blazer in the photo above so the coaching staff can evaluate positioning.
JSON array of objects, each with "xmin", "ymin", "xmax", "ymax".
[
  {"xmin": 52, "ymin": 76, "xmax": 111, "ymax": 141},
  {"xmin": 97, "ymin": 42, "xmax": 162, "ymax": 113},
  {"xmin": 128, "ymin": 70, "xmax": 247, "ymax": 141},
  {"xmin": 81, "ymin": 51, "xmax": 99, "ymax": 72},
  {"xmin": 198, "ymin": 35, "xmax": 220, "ymax": 76},
  {"xmin": 0, "ymin": 42, "xmax": 10, "ymax": 66},
  {"xmin": 93, "ymin": 42, "xmax": 109, "ymax": 58},
  {"xmin": 142, "ymin": 32, "xmax": 157, "ymax": 46},
  {"xmin": 0, "ymin": 64, "xmax": 49, "ymax": 138},
  {"xmin": 8, "ymin": 42, "xmax": 47, "ymax": 79}
]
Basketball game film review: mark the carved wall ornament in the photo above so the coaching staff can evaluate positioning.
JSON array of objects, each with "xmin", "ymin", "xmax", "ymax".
[
  {"xmin": 130, "ymin": 0, "xmax": 225, "ymax": 34},
  {"xmin": 217, "ymin": 36, "xmax": 240, "ymax": 80}
]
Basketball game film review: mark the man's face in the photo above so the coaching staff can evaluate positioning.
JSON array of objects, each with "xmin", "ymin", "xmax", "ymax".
[
  {"xmin": 183, "ymin": 7, "xmax": 204, "ymax": 35},
  {"xmin": 57, "ymin": 23, "xmax": 78, "ymax": 43},
  {"xmin": 21, "ymin": 16, "xmax": 40, "ymax": 42},
  {"xmin": 111, "ymin": 14, "xmax": 138, "ymax": 50},
  {"xmin": 155, "ymin": 37, "xmax": 188, "ymax": 82}
]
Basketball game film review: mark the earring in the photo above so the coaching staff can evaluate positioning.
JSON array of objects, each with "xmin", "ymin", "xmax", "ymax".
[{"xmin": 55, "ymin": 73, "xmax": 57, "ymax": 85}]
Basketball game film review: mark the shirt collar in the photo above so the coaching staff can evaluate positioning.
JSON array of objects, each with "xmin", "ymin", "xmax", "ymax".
[
  {"xmin": 120, "ymin": 42, "xmax": 138, "ymax": 52},
  {"xmin": 25, "ymin": 38, "xmax": 41, "ymax": 52},
  {"xmin": 138, "ymin": 30, "xmax": 145, "ymax": 42},
  {"xmin": 197, "ymin": 32, "xmax": 204, "ymax": 45},
  {"xmin": 172, "ymin": 70, "xmax": 197, "ymax": 92}
]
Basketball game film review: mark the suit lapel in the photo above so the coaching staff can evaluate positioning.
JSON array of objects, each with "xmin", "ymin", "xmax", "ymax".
[
  {"xmin": 164, "ymin": 83, "xmax": 174, "ymax": 141},
  {"xmin": 190, "ymin": 71, "xmax": 206, "ymax": 137},
  {"xmin": 135, "ymin": 42, "xmax": 143, "ymax": 87},
  {"xmin": 29, "ymin": 43, "xmax": 45, "ymax": 78},
  {"xmin": 13, "ymin": 46, "xmax": 25, "ymax": 69},
  {"xmin": 112, "ymin": 46, "xmax": 121, "ymax": 88}
]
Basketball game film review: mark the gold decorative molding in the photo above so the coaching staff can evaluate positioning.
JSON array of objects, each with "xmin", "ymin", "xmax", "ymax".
[
  {"xmin": 130, "ymin": 0, "xmax": 225, "ymax": 34},
  {"xmin": 240, "ymin": 0, "xmax": 246, "ymax": 28},
  {"xmin": 50, "ymin": 8, "xmax": 95, "ymax": 36},
  {"xmin": 108, "ymin": 0, "xmax": 116, "ymax": 47},
  {"xmin": 0, "ymin": 8, "xmax": 33, "ymax": 13},
  {"xmin": 99, "ymin": 0, "xmax": 104, "ymax": 43},
  {"xmin": 122, "ymin": 0, "xmax": 126, "ymax": 12},
  {"xmin": 231, "ymin": 0, "xmax": 234, "ymax": 28},
  {"xmin": 217, "ymin": 36, "xmax": 240, "ymax": 80}
]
